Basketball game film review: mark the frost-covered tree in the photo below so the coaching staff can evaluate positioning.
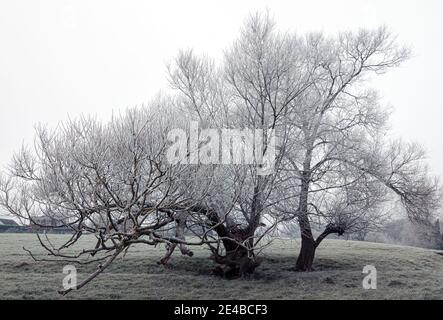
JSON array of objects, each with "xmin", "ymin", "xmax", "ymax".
[
  {"xmin": 167, "ymin": 11, "xmax": 315, "ymax": 276},
  {"xmin": 0, "ymin": 11, "xmax": 441, "ymax": 293},
  {"xmin": 169, "ymin": 12, "xmax": 441, "ymax": 272},
  {"xmin": 273, "ymin": 25, "xmax": 441, "ymax": 271},
  {"xmin": 0, "ymin": 97, "xmax": 228, "ymax": 293}
]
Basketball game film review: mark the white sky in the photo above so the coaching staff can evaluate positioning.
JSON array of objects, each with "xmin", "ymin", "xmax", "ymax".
[{"xmin": 0, "ymin": 0, "xmax": 442, "ymax": 182}]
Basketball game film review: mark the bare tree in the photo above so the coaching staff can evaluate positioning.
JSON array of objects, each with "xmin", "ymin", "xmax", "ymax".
[
  {"xmin": 0, "ymin": 97, "xmax": 226, "ymax": 293},
  {"xmin": 167, "ymin": 11, "xmax": 314, "ymax": 276},
  {"xmin": 0, "ymin": 11, "xmax": 440, "ymax": 293},
  {"xmin": 275, "ymin": 26, "xmax": 441, "ymax": 271},
  {"xmin": 168, "ymin": 13, "xmax": 441, "ymax": 272}
]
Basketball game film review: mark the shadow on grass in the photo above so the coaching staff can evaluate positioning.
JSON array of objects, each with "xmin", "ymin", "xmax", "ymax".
[{"xmin": 136, "ymin": 254, "xmax": 353, "ymax": 283}]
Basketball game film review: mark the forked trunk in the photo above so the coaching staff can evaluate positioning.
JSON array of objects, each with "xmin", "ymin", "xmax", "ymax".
[
  {"xmin": 211, "ymin": 231, "xmax": 263, "ymax": 278},
  {"xmin": 295, "ymin": 234, "xmax": 316, "ymax": 271},
  {"xmin": 203, "ymin": 203, "xmax": 263, "ymax": 278},
  {"xmin": 295, "ymin": 223, "xmax": 345, "ymax": 271}
]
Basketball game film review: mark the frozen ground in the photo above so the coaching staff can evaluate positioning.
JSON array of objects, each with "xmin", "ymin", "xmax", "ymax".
[{"xmin": 0, "ymin": 233, "xmax": 442, "ymax": 299}]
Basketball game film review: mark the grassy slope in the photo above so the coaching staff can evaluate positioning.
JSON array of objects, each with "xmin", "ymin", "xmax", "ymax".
[{"xmin": 0, "ymin": 233, "xmax": 442, "ymax": 300}]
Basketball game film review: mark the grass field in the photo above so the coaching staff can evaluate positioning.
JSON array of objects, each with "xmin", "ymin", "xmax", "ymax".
[{"xmin": 0, "ymin": 233, "xmax": 442, "ymax": 300}]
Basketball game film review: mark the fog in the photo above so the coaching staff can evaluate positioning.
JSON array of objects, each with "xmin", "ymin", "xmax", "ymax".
[{"xmin": 1, "ymin": 0, "xmax": 442, "ymax": 184}]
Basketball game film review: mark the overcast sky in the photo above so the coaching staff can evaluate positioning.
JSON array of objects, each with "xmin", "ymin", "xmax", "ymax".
[{"xmin": 1, "ymin": 0, "xmax": 442, "ymax": 183}]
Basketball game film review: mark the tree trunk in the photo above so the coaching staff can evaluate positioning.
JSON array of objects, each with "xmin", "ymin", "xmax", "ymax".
[
  {"xmin": 188, "ymin": 204, "xmax": 263, "ymax": 277},
  {"xmin": 295, "ymin": 165, "xmax": 316, "ymax": 271},
  {"xmin": 211, "ymin": 242, "xmax": 262, "ymax": 278},
  {"xmin": 295, "ymin": 223, "xmax": 345, "ymax": 271},
  {"xmin": 210, "ymin": 226, "xmax": 263, "ymax": 278},
  {"xmin": 295, "ymin": 234, "xmax": 316, "ymax": 271},
  {"xmin": 158, "ymin": 213, "xmax": 193, "ymax": 265}
]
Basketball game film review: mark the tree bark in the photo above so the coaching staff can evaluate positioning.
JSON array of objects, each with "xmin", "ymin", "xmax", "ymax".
[
  {"xmin": 209, "ymin": 224, "xmax": 262, "ymax": 278},
  {"xmin": 211, "ymin": 243, "xmax": 262, "ymax": 278},
  {"xmin": 295, "ymin": 223, "xmax": 345, "ymax": 271},
  {"xmin": 295, "ymin": 233, "xmax": 316, "ymax": 271},
  {"xmin": 186, "ymin": 204, "xmax": 263, "ymax": 277},
  {"xmin": 295, "ymin": 166, "xmax": 316, "ymax": 271}
]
